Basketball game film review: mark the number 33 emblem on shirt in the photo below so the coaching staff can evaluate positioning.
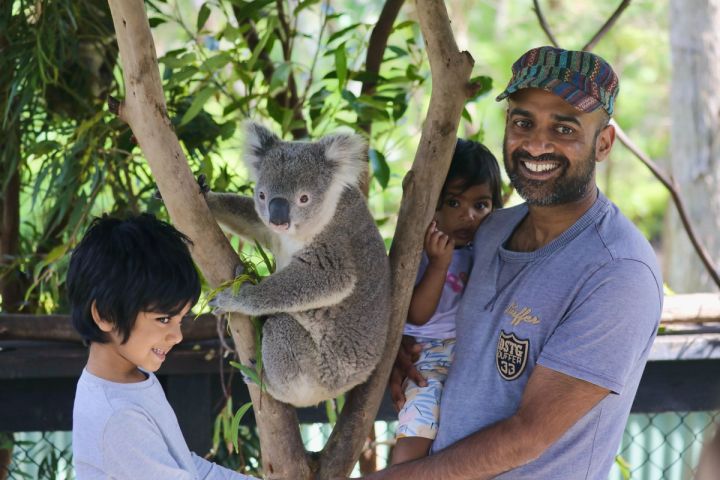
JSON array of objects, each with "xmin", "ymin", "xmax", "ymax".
[{"xmin": 496, "ymin": 330, "xmax": 529, "ymax": 381}]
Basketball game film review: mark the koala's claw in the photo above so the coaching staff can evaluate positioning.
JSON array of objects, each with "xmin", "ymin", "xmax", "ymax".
[
  {"xmin": 153, "ymin": 186, "xmax": 163, "ymax": 202},
  {"xmin": 234, "ymin": 263, "xmax": 245, "ymax": 278},
  {"xmin": 197, "ymin": 174, "xmax": 210, "ymax": 195}
]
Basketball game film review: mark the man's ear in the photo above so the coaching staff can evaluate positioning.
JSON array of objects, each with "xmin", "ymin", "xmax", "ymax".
[
  {"xmin": 595, "ymin": 123, "xmax": 616, "ymax": 163},
  {"xmin": 91, "ymin": 301, "xmax": 114, "ymax": 333}
]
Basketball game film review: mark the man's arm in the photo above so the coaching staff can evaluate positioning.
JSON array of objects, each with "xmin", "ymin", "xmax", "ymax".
[{"xmin": 368, "ymin": 365, "xmax": 609, "ymax": 479}]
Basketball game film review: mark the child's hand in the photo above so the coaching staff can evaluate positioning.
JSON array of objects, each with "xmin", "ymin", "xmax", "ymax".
[{"xmin": 424, "ymin": 220, "xmax": 454, "ymax": 268}]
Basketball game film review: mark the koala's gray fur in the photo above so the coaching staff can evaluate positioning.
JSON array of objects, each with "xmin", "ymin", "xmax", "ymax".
[{"xmin": 205, "ymin": 122, "xmax": 391, "ymax": 407}]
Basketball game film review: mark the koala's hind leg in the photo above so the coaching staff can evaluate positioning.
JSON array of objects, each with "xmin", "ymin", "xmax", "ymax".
[{"xmin": 261, "ymin": 314, "xmax": 327, "ymax": 406}]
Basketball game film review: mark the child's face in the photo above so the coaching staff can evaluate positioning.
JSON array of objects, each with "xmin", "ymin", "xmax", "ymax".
[
  {"xmin": 95, "ymin": 303, "xmax": 190, "ymax": 379},
  {"xmin": 435, "ymin": 180, "xmax": 494, "ymax": 246}
]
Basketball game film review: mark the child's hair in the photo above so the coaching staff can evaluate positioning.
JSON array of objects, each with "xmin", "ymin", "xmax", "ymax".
[
  {"xmin": 439, "ymin": 138, "xmax": 503, "ymax": 209},
  {"xmin": 67, "ymin": 213, "xmax": 201, "ymax": 344}
]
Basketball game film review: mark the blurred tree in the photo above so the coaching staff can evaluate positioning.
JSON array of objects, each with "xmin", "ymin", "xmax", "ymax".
[{"xmin": 664, "ymin": 0, "xmax": 720, "ymax": 293}]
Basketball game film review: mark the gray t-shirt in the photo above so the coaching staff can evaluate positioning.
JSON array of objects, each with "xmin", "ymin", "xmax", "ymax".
[
  {"xmin": 72, "ymin": 368, "xmax": 254, "ymax": 479},
  {"xmin": 432, "ymin": 192, "xmax": 663, "ymax": 479}
]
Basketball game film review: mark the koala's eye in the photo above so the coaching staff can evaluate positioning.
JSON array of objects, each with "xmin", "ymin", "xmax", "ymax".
[
  {"xmin": 258, "ymin": 192, "xmax": 266, "ymax": 200},
  {"xmin": 299, "ymin": 194, "xmax": 309, "ymax": 204}
]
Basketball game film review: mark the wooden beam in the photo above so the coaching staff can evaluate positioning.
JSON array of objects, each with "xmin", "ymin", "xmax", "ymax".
[
  {"xmin": 0, "ymin": 313, "xmax": 220, "ymax": 342},
  {"xmin": 2, "ymin": 294, "xmax": 718, "ymax": 344},
  {"xmin": 661, "ymin": 294, "xmax": 720, "ymax": 324}
]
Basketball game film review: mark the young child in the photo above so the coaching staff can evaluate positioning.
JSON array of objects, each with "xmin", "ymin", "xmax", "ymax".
[
  {"xmin": 392, "ymin": 139, "xmax": 503, "ymax": 465},
  {"xmin": 68, "ymin": 214, "xmax": 256, "ymax": 479}
]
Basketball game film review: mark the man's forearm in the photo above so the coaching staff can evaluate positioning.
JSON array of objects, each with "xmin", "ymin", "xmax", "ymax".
[{"xmin": 370, "ymin": 415, "xmax": 543, "ymax": 480}]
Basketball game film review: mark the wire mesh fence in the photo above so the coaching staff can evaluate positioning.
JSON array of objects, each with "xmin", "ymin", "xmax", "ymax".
[{"xmin": 2, "ymin": 413, "xmax": 718, "ymax": 479}]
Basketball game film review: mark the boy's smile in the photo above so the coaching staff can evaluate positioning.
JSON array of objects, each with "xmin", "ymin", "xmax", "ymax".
[{"xmin": 87, "ymin": 302, "xmax": 190, "ymax": 383}]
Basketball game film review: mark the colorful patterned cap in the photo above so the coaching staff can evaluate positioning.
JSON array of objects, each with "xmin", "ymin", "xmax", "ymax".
[{"xmin": 495, "ymin": 46, "xmax": 620, "ymax": 116}]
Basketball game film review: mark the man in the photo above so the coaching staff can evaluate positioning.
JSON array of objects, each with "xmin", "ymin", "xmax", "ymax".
[{"xmin": 374, "ymin": 46, "xmax": 663, "ymax": 479}]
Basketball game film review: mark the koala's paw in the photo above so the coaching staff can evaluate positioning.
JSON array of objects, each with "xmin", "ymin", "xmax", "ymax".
[
  {"xmin": 208, "ymin": 288, "xmax": 237, "ymax": 316},
  {"xmin": 197, "ymin": 174, "xmax": 210, "ymax": 195}
]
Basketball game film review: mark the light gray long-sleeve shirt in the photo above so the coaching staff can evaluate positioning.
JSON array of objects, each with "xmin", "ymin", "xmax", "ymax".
[{"xmin": 72, "ymin": 368, "xmax": 255, "ymax": 480}]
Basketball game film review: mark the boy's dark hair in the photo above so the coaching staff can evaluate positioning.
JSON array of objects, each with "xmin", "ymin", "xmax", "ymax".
[
  {"xmin": 67, "ymin": 213, "xmax": 201, "ymax": 344},
  {"xmin": 439, "ymin": 138, "xmax": 504, "ymax": 209}
]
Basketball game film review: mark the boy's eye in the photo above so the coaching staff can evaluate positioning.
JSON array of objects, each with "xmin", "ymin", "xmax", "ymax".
[
  {"xmin": 475, "ymin": 202, "xmax": 490, "ymax": 210},
  {"xmin": 447, "ymin": 199, "xmax": 460, "ymax": 208},
  {"xmin": 555, "ymin": 125, "xmax": 574, "ymax": 135}
]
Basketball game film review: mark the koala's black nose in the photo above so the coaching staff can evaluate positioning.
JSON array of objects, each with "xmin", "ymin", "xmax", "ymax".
[{"xmin": 268, "ymin": 198, "xmax": 290, "ymax": 226}]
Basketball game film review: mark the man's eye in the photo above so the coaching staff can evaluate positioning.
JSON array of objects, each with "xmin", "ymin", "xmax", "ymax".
[
  {"xmin": 157, "ymin": 317, "xmax": 170, "ymax": 324},
  {"xmin": 556, "ymin": 125, "xmax": 574, "ymax": 135},
  {"xmin": 514, "ymin": 119, "xmax": 531, "ymax": 129}
]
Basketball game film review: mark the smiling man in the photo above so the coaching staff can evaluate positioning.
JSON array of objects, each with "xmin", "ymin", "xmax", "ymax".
[{"xmin": 371, "ymin": 46, "xmax": 664, "ymax": 480}]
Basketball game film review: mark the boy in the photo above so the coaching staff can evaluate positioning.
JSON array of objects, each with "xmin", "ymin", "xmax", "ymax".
[{"xmin": 68, "ymin": 213, "xmax": 256, "ymax": 479}]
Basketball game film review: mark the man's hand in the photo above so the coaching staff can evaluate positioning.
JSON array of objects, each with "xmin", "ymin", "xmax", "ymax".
[
  {"xmin": 424, "ymin": 221, "xmax": 454, "ymax": 269},
  {"xmin": 389, "ymin": 336, "xmax": 427, "ymax": 411}
]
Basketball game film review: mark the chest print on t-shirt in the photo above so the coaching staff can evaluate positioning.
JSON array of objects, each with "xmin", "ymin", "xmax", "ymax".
[
  {"xmin": 496, "ymin": 330, "xmax": 530, "ymax": 381},
  {"xmin": 446, "ymin": 271, "xmax": 468, "ymax": 293}
]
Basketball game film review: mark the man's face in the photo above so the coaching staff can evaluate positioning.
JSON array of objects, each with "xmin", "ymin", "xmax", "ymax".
[{"xmin": 503, "ymin": 88, "xmax": 612, "ymax": 206}]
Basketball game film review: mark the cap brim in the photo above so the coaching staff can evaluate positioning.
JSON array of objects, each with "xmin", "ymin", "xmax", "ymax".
[{"xmin": 495, "ymin": 83, "xmax": 604, "ymax": 114}]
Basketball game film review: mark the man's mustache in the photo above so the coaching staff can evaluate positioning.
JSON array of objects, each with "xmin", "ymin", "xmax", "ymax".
[{"xmin": 511, "ymin": 149, "xmax": 568, "ymax": 164}]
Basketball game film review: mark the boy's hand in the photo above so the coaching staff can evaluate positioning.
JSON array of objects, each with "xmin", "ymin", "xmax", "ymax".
[{"xmin": 424, "ymin": 221, "xmax": 454, "ymax": 268}]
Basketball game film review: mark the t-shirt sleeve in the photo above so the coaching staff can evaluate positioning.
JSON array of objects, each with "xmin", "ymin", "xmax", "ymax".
[
  {"xmin": 191, "ymin": 452, "xmax": 258, "ymax": 479},
  {"xmin": 102, "ymin": 409, "xmax": 194, "ymax": 479},
  {"xmin": 537, "ymin": 259, "xmax": 662, "ymax": 394}
]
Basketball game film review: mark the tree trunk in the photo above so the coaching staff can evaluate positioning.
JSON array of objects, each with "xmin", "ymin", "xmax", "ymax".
[
  {"xmin": 105, "ymin": 0, "xmax": 473, "ymax": 477},
  {"xmin": 106, "ymin": 2, "xmax": 310, "ymax": 478},
  {"xmin": 665, "ymin": 0, "xmax": 720, "ymax": 293}
]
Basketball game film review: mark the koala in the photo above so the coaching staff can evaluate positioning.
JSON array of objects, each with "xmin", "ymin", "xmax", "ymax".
[{"xmin": 205, "ymin": 122, "xmax": 391, "ymax": 407}]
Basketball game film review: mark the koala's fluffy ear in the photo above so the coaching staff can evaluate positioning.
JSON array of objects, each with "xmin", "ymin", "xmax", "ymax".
[
  {"xmin": 320, "ymin": 134, "xmax": 368, "ymax": 189},
  {"xmin": 243, "ymin": 121, "xmax": 280, "ymax": 180}
]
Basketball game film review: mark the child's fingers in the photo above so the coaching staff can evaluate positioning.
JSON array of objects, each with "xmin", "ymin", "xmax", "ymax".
[{"xmin": 389, "ymin": 368, "xmax": 407, "ymax": 412}]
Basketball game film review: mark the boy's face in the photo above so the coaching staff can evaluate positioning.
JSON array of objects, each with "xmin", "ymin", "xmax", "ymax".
[
  {"xmin": 435, "ymin": 180, "xmax": 494, "ymax": 246},
  {"xmin": 92, "ymin": 302, "xmax": 190, "ymax": 380}
]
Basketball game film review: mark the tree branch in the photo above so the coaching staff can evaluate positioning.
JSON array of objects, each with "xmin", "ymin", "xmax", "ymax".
[
  {"xmin": 612, "ymin": 122, "xmax": 720, "ymax": 289},
  {"xmin": 105, "ymin": 1, "xmax": 310, "ymax": 477},
  {"xmin": 532, "ymin": 0, "xmax": 559, "ymax": 48},
  {"xmin": 582, "ymin": 0, "xmax": 632, "ymax": 52},
  {"xmin": 317, "ymin": 1, "xmax": 475, "ymax": 477},
  {"xmin": 359, "ymin": 0, "xmax": 406, "ymax": 135}
]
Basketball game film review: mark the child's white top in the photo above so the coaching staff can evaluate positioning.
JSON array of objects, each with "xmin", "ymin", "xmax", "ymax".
[
  {"xmin": 72, "ymin": 368, "xmax": 254, "ymax": 479},
  {"xmin": 403, "ymin": 245, "xmax": 473, "ymax": 340}
]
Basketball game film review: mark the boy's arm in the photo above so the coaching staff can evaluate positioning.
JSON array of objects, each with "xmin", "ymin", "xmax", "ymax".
[
  {"xmin": 102, "ymin": 409, "xmax": 194, "ymax": 479},
  {"xmin": 102, "ymin": 410, "xmax": 259, "ymax": 480},
  {"xmin": 407, "ymin": 222, "xmax": 454, "ymax": 326},
  {"xmin": 191, "ymin": 452, "xmax": 258, "ymax": 480}
]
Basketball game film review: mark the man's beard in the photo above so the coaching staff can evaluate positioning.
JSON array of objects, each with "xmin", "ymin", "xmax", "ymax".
[{"xmin": 503, "ymin": 136, "xmax": 596, "ymax": 206}]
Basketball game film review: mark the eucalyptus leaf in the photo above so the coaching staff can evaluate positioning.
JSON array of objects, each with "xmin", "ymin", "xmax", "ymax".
[{"xmin": 179, "ymin": 87, "xmax": 216, "ymax": 126}]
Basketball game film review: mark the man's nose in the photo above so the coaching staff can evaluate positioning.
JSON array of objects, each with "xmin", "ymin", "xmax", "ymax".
[{"xmin": 523, "ymin": 130, "xmax": 554, "ymax": 158}]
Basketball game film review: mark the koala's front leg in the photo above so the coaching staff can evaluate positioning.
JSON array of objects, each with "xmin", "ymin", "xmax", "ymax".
[
  {"xmin": 204, "ymin": 190, "xmax": 273, "ymax": 248},
  {"xmin": 211, "ymin": 246, "xmax": 357, "ymax": 316}
]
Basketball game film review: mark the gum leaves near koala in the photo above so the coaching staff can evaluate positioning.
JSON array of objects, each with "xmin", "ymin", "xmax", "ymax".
[{"xmin": 204, "ymin": 122, "xmax": 391, "ymax": 407}]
